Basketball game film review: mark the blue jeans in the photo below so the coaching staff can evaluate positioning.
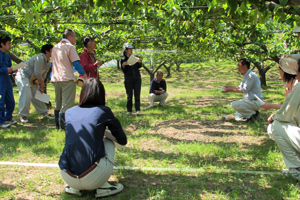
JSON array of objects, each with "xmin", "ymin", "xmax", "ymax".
[
  {"xmin": 0, "ymin": 80, "xmax": 15, "ymax": 124},
  {"xmin": 124, "ymin": 78, "xmax": 141, "ymax": 112}
]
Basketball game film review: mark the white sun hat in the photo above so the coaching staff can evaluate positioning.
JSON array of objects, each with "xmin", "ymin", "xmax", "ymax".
[
  {"xmin": 120, "ymin": 43, "xmax": 134, "ymax": 56},
  {"xmin": 279, "ymin": 57, "xmax": 298, "ymax": 75}
]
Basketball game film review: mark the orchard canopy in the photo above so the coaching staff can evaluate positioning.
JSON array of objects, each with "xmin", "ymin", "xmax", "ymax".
[{"xmin": 1, "ymin": 0, "xmax": 300, "ymax": 84}]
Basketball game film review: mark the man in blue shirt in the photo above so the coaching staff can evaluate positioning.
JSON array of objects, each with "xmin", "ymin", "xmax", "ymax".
[
  {"xmin": 222, "ymin": 58, "xmax": 263, "ymax": 122},
  {"xmin": 148, "ymin": 71, "xmax": 168, "ymax": 108},
  {"xmin": 0, "ymin": 35, "xmax": 17, "ymax": 128}
]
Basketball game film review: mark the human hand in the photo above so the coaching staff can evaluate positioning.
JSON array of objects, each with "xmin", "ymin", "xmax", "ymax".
[
  {"xmin": 96, "ymin": 60, "xmax": 102, "ymax": 66},
  {"xmin": 268, "ymin": 113, "xmax": 275, "ymax": 124},
  {"xmin": 7, "ymin": 68, "xmax": 13, "ymax": 73},
  {"xmin": 122, "ymin": 62, "xmax": 128, "ymax": 68},
  {"xmin": 221, "ymin": 85, "xmax": 230, "ymax": 93},
  {"xmin": 39, "ymin": 85, "xmax": 44, "ymax": 93}
]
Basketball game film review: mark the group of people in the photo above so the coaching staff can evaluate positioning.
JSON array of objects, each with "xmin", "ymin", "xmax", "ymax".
[
  {"xmin": 2, "ymin": 27, "xmax": 300, "ymax": 197},
  {"xmin": 0, "ymin": 29, "xmax": 169, "ymax": 197}
]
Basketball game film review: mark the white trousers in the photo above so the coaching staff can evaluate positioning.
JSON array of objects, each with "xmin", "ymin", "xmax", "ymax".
[
  {"xmin": 270, "ymin": 120, "xmax": 300, "ymax": 168},
  {"xmin": 148, "ymin": 92, "xmax": 168, "ymax": 106},
  {"xmin": 15, "ymin": 72, "xmax": 48, "ymax": 117},
  {"xmin": 60, "ymin": 139, "xmax": 115, "ymax": 190},
  {"xmin": 231, "ymin": 99, "xmax": 260, "ymax": 119}
]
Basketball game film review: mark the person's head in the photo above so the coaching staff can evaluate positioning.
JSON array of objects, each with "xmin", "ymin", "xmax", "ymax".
[
  {"xmin": 0, "ymin": 35, "xmax": 12, "ymax": 52},
  {"xmin": 78, "ymin": 78, "xmax": 106, "ymax": 107},
  {"xmin": 63, "ymin": 29, "xmax": 76, "ymax": 45},
  {"xmin": 122, "ymin": 43, "xmax": 134, "ymax": 57},
  {"xmin": 83, "ymin": 36, "xmax": 96, "ymax": 49},
  {"xmin": 41, "ymin": 44, "xmax": 53, "ymax": 60},
  {"xmin": 156, "ymin": 71, "xmax": 163, "ymax": 82},
  {"xmin": 237, "ymin": 58, "xmax": 250, "ymax": 74},
  {"xmin": 279, "ymin": 58, "xmax": 297, "ymax": 82}
]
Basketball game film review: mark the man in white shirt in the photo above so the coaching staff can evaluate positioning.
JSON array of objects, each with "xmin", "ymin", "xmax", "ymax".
[{"xmin": 222, "ymin": 58, "xmax": 263, "ymax": 122}]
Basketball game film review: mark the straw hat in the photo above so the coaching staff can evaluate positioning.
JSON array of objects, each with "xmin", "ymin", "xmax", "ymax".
[
  {"xmin": 280, "ymin": 57, "xmax": 298, "ymax": 75},
  {"xmin": 293, "ymin": 26, "xmax": 300, "ymax": 33},
  {"xmin": 120, "ymin": 43, "xmax": 134, "ymax": 56}
]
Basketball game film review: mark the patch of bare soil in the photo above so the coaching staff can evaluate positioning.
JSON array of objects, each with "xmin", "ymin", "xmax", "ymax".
[{"xmin": 146, "ymin": 119, "xmax": 265, "ymax": 146}]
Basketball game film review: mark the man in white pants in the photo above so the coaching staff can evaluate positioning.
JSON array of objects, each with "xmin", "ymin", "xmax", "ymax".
[
  {"xmin": 15, "ymin": 44, "xmax": 54, "ymax": 123},
  {"xmin": 267, "ymin": 61, "xmax": 300, "ymax": 180},
  {"xmin": 222, "ymin": 58, "xmax": 263, "ymax": 122},
  {"xmin": 148, "ymin": 71, "xmax": 168, "ymax": 108}
]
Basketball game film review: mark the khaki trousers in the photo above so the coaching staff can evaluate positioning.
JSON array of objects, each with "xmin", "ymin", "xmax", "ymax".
[
  {"xmin": 15, "ymin": 72, "xmax": 48, "ymax": 117},
  {"xmin": 270, "ymin": 120, "xmax": 300, "ymax": 168},
  {"xmin": 231, "ymin": 99, "xmax": 261, "ymax": 119},
  {"xmin": 61, "ymin": 139, "xmax": 115, "ymax": 190},
  {"xmin": 53, "ymin": 81, "xmax": 76, "ymax": 113},
  {"xmin": 148, "ymin": 92, "xmax": 168, "ymax": 106}
]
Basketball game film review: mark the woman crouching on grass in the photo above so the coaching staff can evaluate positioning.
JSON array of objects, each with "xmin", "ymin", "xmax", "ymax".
[{"xmin": 59, "ymin": 78, "xmax": 127, "ymax": 198}]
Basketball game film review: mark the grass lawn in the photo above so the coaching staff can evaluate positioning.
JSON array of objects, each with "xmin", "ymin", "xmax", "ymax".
[{"xmin": 0, "ymin": 60, "xmax": 299, "ymax": 199}]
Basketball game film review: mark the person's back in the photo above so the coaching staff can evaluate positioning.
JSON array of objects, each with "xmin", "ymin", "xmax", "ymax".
[
  {"xmin": 51, "ymin": 42, "xmax": 78, "ymax": 82},
  {"xmin": 59, "ymin": 78, "xmax": 126, "ymax": 198},
  {"xmin": 60, "ymin": 105, "xmax": 127, "ymax": 175}
]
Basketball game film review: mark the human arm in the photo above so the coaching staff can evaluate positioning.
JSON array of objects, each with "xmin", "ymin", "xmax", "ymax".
[
  {"xmin": 107, "ymin": 117, "xmax": 127, "ymax": 145},
  {"xmin": 73, "ymin": 61, "xmax": 87, "ymax": 79},
  {"xmin": 261, "ymin": 103, "xmax": 281, "ymax": 110},
  {"xmin": 222, "ymin": 85, "xmax": 243, "ymax": 93}
]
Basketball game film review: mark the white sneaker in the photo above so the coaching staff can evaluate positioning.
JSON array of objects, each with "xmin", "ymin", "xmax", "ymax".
[
  {"xmin": 20, "ymin": 116, "xmax": 29, "ymax": 123},
  {"xmin": 282, "ymin": 168, "xmax": 300, "ymax": 180},
  {"xmin": 1, "ymin": 122, "xmax": 11, "ymax": 128},
  {"xmin": 126, "ymin": 112, "xmax": 132, "ymax": 115},
  {"xmin": 43, "ymin": 113, "xmax": 54, "ymax": 119},
  {"xmin": 148, "ymin": 104, "xmax": 154, "ymax": 108},
  {"xmin": 63, "ymin": 185, "xmax": 82, "ymax": 196},
  {"xmin": 136, "ymin": 111, "xmax": 141, "ymax": 115},
  {"xmin": 6, "ymin": 120, "xmax": 17, "ymax": 125},
  {"xmin": 95, "ymin": 182, "xmax": 124, "ymax": 198}
]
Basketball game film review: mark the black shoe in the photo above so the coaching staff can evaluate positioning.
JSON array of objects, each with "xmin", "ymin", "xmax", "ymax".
[{"xmin": 246, "ymin": 111, "xmax": 259, "ymax": 123}]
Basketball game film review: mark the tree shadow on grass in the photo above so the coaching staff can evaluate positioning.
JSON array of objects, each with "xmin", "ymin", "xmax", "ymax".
[
  {"xmin": 0, "ymin": 182, "xmax": 16, "ymax": 195},
  {"xmin": 113, "ymin": 169, "xmax": 300, "ymax": 200}
]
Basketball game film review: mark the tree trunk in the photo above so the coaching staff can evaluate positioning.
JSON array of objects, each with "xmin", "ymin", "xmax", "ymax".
[
  {"xmin": 176, "ymin": 60, "xmax": 183, "ymax": 72},
  {"xmin": 8, "ymin": 51, "xmax": 23, "ymax": 64},
  {"xmin": 163, "ymin": 60, "xmax": 174, "ymax": 78},
  {"xmin": 142, "ymin": 60, "xmax": 167, "ymax": 82},
  {"xmin": 252, "ymin": 61, "xmax": 272, "ymax": 87},
  {"xmin": 116, "ymin": 59, "xmax": 121, "ymax": 70}
]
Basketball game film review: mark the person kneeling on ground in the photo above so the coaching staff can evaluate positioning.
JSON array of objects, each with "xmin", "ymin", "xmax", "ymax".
[
  {"xmin": 148, "ymin": 71, "xmax": 168, "ymax": 108},
  {"xmin": 59, "ymin": 78, "xmax": 127, "ymax": 198},
  {"xmin": 222, "ymin": 58, "xmax": 263, "ymax": 122},
  {"xmin": 267, "ymin": 60, "xmax": 300, "ymax": 181},
  {"xmin": 15, "ymin": 44, "xmax": 54, "ymax": 123}
]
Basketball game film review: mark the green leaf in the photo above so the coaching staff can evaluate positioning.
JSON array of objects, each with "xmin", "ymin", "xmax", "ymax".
[{"xmin": 279, "ymin": 0, "xmax": 289, "ymax": 6}]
